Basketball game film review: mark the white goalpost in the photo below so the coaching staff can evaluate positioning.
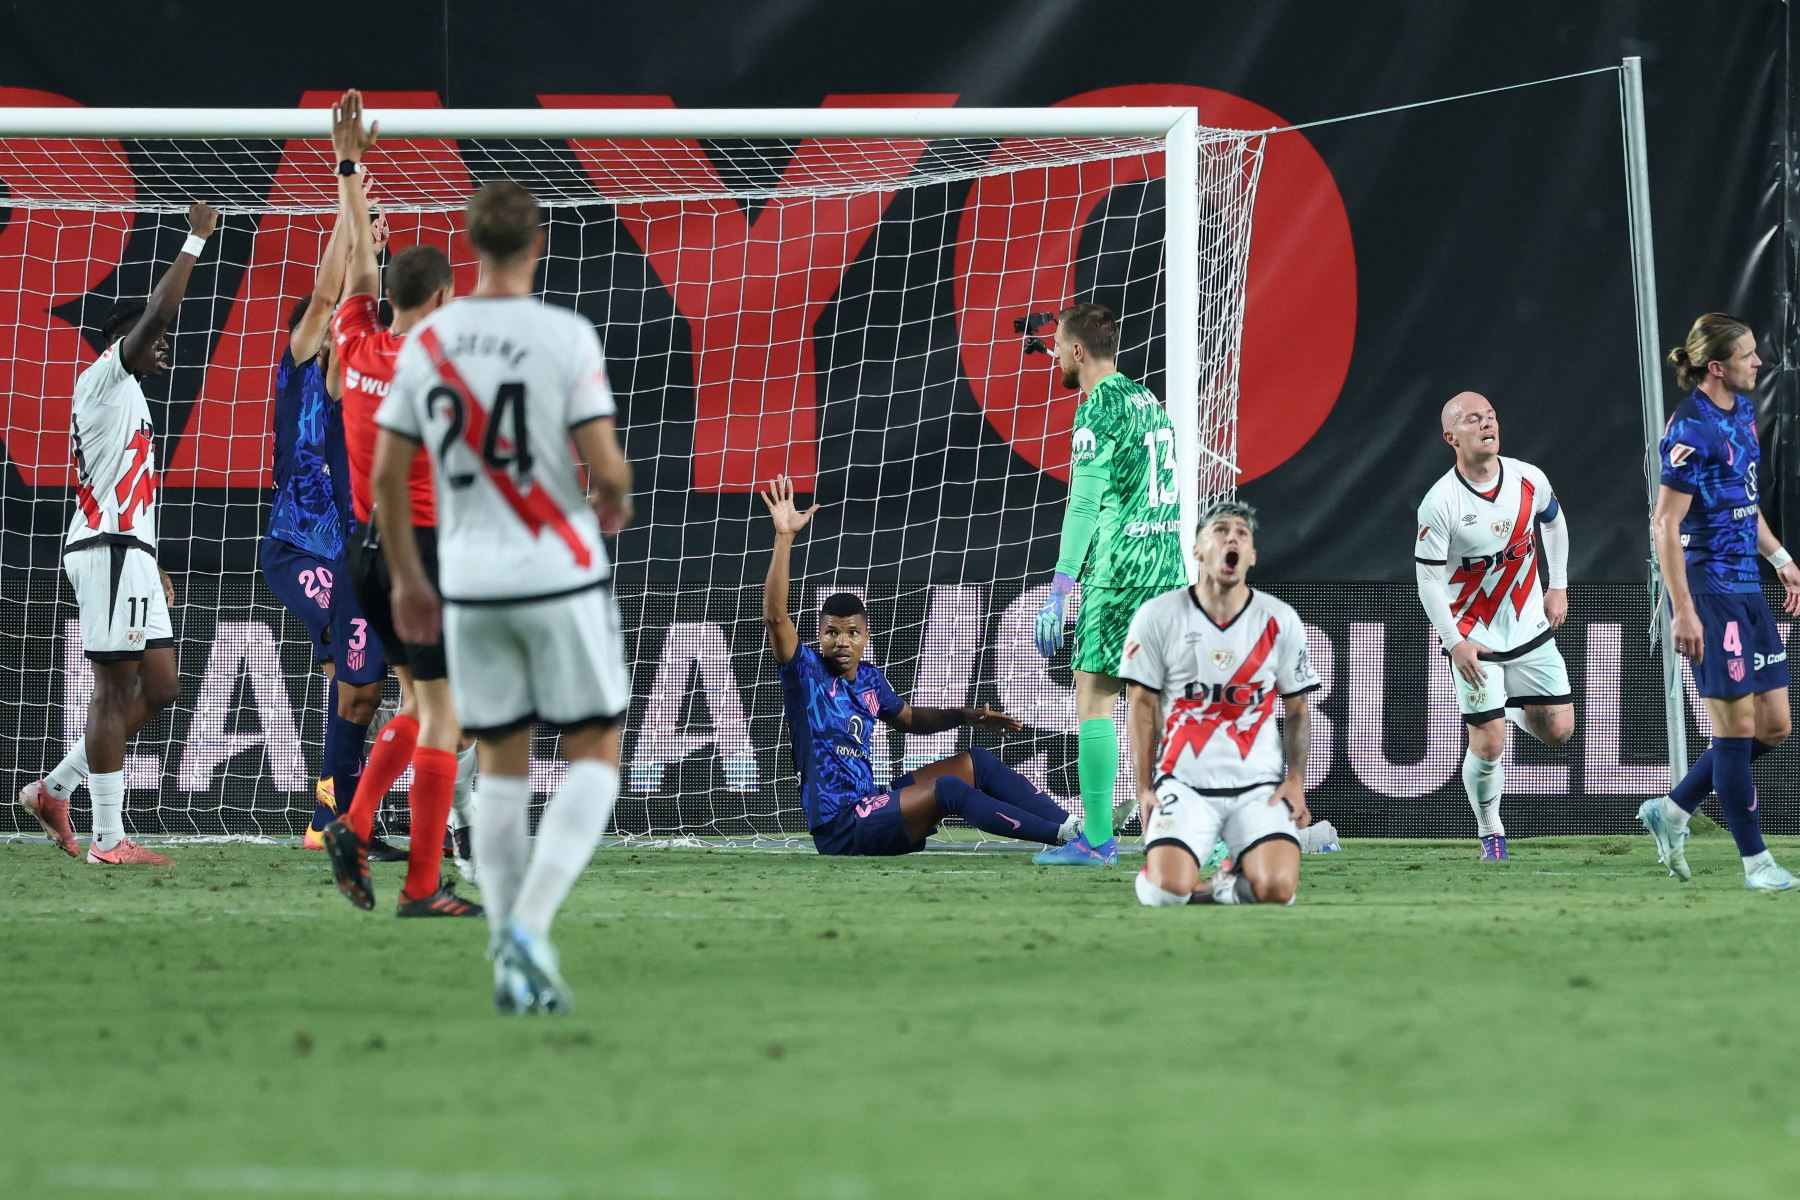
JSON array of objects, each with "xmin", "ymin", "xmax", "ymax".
[{"xmin": 0, "ymin": 105, "xmax": 1265, "ymax": 843}]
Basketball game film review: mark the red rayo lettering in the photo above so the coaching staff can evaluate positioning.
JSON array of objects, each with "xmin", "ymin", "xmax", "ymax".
[
  {"xmin": 0, "ymin": 88, "xmax": 137, "ymax": 488},
  {"xmin": 954, "ymin": 84, "xmax": 1356, "ymax": 485},
  {"xmin": 542, "ymin": 92, "xmax": 957, "ymax": 492},
  {"xmin": 170, "ymin": 91, "xmax": 473, "ymax": 485}
]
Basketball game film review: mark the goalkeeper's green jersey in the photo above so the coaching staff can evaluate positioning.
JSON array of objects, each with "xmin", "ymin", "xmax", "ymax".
[{"xmin": 1053, "ymin": 371, "xmax": 1187, "ymax": 589}]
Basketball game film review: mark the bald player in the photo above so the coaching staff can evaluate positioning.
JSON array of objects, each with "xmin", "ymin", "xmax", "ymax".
[{"xmin": 1414, "ymin": 392, "xmax": 1575, "ymax": 859}]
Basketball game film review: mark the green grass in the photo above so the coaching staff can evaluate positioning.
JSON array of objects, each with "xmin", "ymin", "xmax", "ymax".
[{"xmin": 3, "ymin": 836, "xmax": 1799, "ymax": 1200}]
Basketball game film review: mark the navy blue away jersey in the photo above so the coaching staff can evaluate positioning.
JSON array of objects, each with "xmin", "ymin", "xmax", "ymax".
[
  {"xmin": 779, "ymin": 645, "xmax": 904, "ymax": 829},
  {"xmin": 266, "ymin": 348, "xmax": 346, "ymax": 561},
  {"xmin": 1660, "ymin": 390, "xmax": 1761, "ymax": 595}
]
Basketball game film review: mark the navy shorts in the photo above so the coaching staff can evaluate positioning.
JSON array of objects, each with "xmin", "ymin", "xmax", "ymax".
[
  {"xmin": 1691, "ymin": 592, "xmax": 1790, "ymax": 699},
  {"xmin": 260, "ymin": 537, "xmax": 335, "ymax": 664},
  {"xmin": 810, "ymin": 786, "xmax": 927, "ymax": 857},
  {"xmin": 326, "ymin": 551, "xmax": 386, "ymax": 687}
]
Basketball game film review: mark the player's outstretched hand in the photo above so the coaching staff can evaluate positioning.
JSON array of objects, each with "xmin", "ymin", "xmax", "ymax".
[
  {"xmin": 760, "ymin": 474, "xmax": 819, "ymax": 537},
  {"xmin": 1777, "ymin": 563, "xmax": 1800, "ymax": 617},
  {"xmin": 1273, "ymin": 777, "xmax": 1311, "ymax": 830},
  {"xmin": 1448, "ymin": 638, "xmax": 1490, "ymax": 686},
  {"xmin": 967, "ymin": 705, "xmax": 1022, "ymax": 736},
  {"xmin": 392, "ymin": 572, "xmax": 442, "ymax": 647},
  {"xmin": 1544, "ymin": 586, "xmax": 1568, "ymax": 629},
  {"xmin": 187, "ymin": 202, "xmax": 220, "ymax": 240},
  {"xmin": 332, "ymin": 89, "xmax": 380, "ymax": 163},
  {"xmin": 1671, "ymin": 606, "xmax": 1704, "ymax": 662}
]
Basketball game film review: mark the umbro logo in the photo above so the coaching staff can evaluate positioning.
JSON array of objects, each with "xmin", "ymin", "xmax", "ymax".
[{"xmin": 1460, "ymin": 514, "xmax": 1478, "ymax": 526}]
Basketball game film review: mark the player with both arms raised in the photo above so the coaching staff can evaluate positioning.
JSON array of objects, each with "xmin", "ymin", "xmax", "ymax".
[
  {"xmin": 1414, "ymin": 392, "xmax": 1576, "ymax": 861},
  {"xmin": 1124, "ymin": 501, "xmax": 1321, "ymax": 907},
  {"xmin": 761, "ymin": 475, "xmax": 1081, "ymax": 856},
  {"xmin": 17, "ymin": 201, "xmax": 219, "ymax": 865},
  {"xmin": 1639, "ymin": 313, "xmax": 1800, "ymax": 891}
]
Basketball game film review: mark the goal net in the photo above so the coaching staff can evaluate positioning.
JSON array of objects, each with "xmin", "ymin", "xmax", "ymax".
[{"xmin": 0, "ymin": 106, "xmax": 1265, "ymax": 844}]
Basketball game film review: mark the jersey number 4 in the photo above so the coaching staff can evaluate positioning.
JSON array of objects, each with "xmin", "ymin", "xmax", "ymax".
[{"xmin": 429, "ymin": 381, "xmax": 533, "ymax": 489}]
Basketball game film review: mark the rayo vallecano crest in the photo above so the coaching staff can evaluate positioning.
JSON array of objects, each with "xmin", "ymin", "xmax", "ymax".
[
  {"xmin": 1212, "ymin": 648, "xmax": 1235, "ymax": 670},
  {"xmin": 1491, "ymin": 517, "xmax": 1513, "ymax": 538}
]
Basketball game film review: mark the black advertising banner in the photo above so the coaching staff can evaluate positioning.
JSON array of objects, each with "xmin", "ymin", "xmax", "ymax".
[
  {"xmin": 1, "ymin": 1, "xmax": 1794, "ymax": 829},
  {"xmin": 3, "ymin": 575, "xmax": 1795, "ymax": 840}
]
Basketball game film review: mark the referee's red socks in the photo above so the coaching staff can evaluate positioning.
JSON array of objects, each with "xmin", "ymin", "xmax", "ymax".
[
  {"xmin": 403, "ymin": 746, "xmax": 457, "ymax": 899},
  {"xmin": 346, "ymin": 713, "xmax": 420, "ymax": 841}
]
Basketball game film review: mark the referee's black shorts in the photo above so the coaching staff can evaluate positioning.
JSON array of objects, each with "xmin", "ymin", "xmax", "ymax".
[{"xmin": 349, "ymin": 519, "xmax": 448, "ymax": 682}]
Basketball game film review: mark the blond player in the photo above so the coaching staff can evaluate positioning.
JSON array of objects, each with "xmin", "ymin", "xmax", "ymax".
[
  {"xmin": 374, "ymin": 180, "xmax": 632, "ymax": 1013},
  {"xmin": 1414, "ymin": 392, "xmax": 1575, "ymax": 860},
  {"xmin": 1124, "ymin": 501, "xmax": 1321, "ymax": 907}
]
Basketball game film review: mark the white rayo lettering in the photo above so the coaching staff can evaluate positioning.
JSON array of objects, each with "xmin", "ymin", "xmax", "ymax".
[
  {"xmin": 901, "ymin": 585, "xmax": 983, "ymax": 774},
  {"xmin": 1346, "ymin": 622, "xmax": 1459, "ymax": 797},
  {"xmin": 60, "ymin": 621, "xmax": 159, "ymax": 788},
  {"xmin": 178, "ymin": 621, "xmax": 306, "ymax": 791},
  {"xmin": 626, "ymin": 622, "xmax": 758, "ymax": 793}
]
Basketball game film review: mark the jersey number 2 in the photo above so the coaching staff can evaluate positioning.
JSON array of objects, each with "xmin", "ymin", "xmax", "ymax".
[{"xmin": 429, "ymin": 382, "xmax": 533, "ymax": 488}]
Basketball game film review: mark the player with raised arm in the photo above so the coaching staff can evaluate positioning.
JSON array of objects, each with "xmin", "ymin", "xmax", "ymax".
[
  {"xmin": 1639, "ymin": 314, "xmax": 1800, "ymax": 890},
  {"xmin": 1032, "ymin": 303, "xmax": 1188, "ymax": 867},
  {"xmin": 763, "ymin": 476, "xmax": 1080, "ymax": 856},
  {"xmin": 260, "ymin": 188, "xmax": 391, "ymax": 851},
  {"xmin": 1124, "ymin": 502, "xmax": 1320, "ymax": 907},
  {"xmin": 16, "ymin": 202, "xmax": 218, "ymax": 864},
  {"xmin": 317, "ymin": 91, "xmax": 477, "ymax": 917},
  {"xmin": 376, "ymin": 179, "xmax": 632, "ymax": 1012},
  {"xmin": 1414, "ymin": 392, "xmax": 1575, "ymax": 861}
]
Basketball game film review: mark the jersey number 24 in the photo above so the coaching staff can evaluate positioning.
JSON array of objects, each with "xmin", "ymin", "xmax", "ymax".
[{"xmin": 429, "ymin": 382, "xmax": 533, "ymax": 489}]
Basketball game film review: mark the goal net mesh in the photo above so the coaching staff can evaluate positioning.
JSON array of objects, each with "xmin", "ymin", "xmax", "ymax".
[{"xmin": 0, "ymin": 118, "xmax": 1265, "ymax": 843}]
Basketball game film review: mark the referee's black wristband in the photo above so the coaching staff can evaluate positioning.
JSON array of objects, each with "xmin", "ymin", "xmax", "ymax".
[{"xmin": 337, "ymin": 159, "xmax": 359, "ymax": 177}]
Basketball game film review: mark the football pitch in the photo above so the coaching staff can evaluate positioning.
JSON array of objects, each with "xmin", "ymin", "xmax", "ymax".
[{"xmin": 3, "ymin": 835, "xmax": 1798, "ymax": 1200}]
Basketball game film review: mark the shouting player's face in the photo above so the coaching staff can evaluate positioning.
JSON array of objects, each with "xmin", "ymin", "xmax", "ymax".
[
  {"xmin": 1197, "ymin": 517, "xmax": 1256, "ymax": 586},
  {"xmin": 1712, "ymin": 332, "xmax": 1761, "ymax": 393},
  {"xmin": 819, "ymin": 613, "xmax": 868, "ymax": 675}
]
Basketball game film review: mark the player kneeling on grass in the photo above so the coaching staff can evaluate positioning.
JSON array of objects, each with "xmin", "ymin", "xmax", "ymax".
[
  {"xmin": 761, "ymin": 475, "xmax": 1081, "ymax": 855},
  {"xmin": 1123, "ymin": 502, "xmax": 1321, "ymax": 907}
]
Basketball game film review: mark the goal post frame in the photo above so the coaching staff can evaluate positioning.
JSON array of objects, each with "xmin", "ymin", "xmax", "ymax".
[{"xmin": 0, "ymin": 104, "xmax": 1214, "ymax": 562}]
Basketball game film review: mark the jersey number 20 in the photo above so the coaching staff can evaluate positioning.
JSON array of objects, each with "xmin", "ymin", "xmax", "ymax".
[{"xmin": 428, "ymin": 382, "xmax": 534, "ymax": 489}]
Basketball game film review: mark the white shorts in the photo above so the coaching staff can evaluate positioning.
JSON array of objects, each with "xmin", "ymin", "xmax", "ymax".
[
  {"xmin": 445, "ymin": 585, "xmax": 631, "ymax": 736},
  {"xmin": 65, "ymin": 543, "xmax": 172, "ymax": 660},
  {"xmin": 1450, "ymin": 637, "xmax": 1572, "ymax": 723},
  {"xmin": 1143, "ymin": 776, "xmax": 1299, "ymax": 864}
]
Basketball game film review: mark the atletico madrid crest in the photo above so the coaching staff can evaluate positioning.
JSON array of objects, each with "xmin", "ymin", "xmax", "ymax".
[{"xmin": 1729, "ymin": 659, "xmax": 1746, "ymax": 683}]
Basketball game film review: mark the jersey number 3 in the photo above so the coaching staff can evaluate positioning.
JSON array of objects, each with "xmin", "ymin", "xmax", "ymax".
[{"xmin": 429, "ymin": 381, "xmax": 533, "ymax": 489}]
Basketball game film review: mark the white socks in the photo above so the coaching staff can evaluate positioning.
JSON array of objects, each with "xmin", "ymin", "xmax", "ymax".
[
  {"xmin": 471, "ymin": 775, "xmax": 532, "ymax": 942},
  {"xmin": 1057, "ymin": 813, "xmax": 1081, "ymax": 845},
  {"xmin": 1135, "ymin": 869, "xmax": 1190, "ymax": 907},
  {"xmin": 1463, "ymin": 750, "xmax": 1505, "ymax": 837},
  {"xmin": 90, "ymin": 770, "xmax": 125, "ymax": 851},
  {"xmin": 511, "ymin": 761, "xmax": 620, "ymax": 941},
  {"xmin": 46, "ymin": 738, "xmax": 90, "ymax": 800},
  {"xmin": 451, "ymin": 744, "xmax": 478, "ymax": 828}
]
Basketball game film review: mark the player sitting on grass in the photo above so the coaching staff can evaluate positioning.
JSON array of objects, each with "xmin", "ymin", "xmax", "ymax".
[
  {"xmin": 762, "ymin": 475, "xmax": 1080, "ymax": 855},
  {"xmin": 1123, "ymin": 501, "xmax": 1321, "ymax": 907}
]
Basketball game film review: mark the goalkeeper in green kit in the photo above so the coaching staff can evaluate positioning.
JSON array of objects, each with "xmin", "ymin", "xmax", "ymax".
[{"xmin": 1032, "ymin": 303, "xmax": 1187, "ymax": 867}]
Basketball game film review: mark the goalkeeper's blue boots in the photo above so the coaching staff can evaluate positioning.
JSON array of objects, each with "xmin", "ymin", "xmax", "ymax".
[{"xmin": 1033, "ymin": 833, "xmax": 1118, "ymax": 867}]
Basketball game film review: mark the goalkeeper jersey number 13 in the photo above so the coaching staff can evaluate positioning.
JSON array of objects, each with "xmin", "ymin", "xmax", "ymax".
[{"xmin": 1068, "ymin": 372, "xmax": 1187, "ymax": 589}]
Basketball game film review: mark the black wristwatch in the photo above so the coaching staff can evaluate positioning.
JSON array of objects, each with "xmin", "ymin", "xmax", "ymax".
[{"xmin": 337, "ymin": 159, "xmax": 359, "ymax": 177}]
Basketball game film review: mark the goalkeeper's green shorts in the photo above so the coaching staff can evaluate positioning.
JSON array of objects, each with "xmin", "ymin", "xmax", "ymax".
[{"xmin": 1072, "ymin": 585, "xmax": 1165, "ymax": 676}]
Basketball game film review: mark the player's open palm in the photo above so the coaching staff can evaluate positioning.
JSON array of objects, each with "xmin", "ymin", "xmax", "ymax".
[
  {"xmin": 332, "ymin": 89, "xmax": 379, "ymax": 162},
  {"xmin": 761, "ymin": 475, "xmax": 819, "ymax": 537},
  {"xmin": 187, "ymin": 202, "xmax": 220, "ymax": 239},
  {"xmin": 968, "ymin": 705, "xmax": 1022, "ymax": 737}
]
